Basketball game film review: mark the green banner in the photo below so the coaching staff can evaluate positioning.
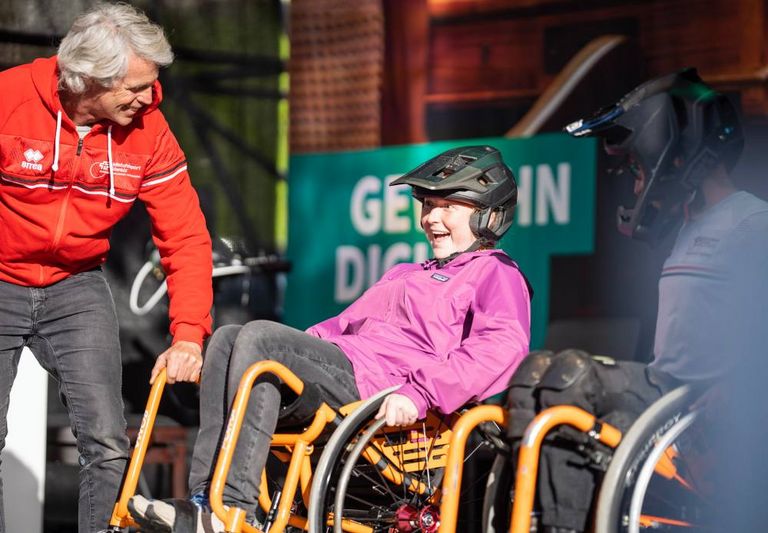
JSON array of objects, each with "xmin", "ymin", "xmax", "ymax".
[{"xmin": 285, "ymin": 133, "xmax": 596, "ymax": 348}]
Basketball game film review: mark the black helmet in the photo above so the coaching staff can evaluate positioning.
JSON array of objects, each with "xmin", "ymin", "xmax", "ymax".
[
  {"xmin": 565, "ymin": 68, "xmax": 743, "ymax": 242},
  {"xmin": 390, "ymin": 145, "xmax": 518, "ymax": 243}
]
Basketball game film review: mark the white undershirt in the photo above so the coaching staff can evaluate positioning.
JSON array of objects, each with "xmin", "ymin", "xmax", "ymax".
[{"xmin": 76, "ymin": 124, "xmax": 91, "ymax": 139}]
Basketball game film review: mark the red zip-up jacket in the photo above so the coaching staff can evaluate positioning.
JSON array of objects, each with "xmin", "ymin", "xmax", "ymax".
[{"xmin": 0, "ymin": 56, "xmax": 212, "ymax": 346}]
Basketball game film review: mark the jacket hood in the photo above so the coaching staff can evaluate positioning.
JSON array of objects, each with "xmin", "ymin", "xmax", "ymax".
[{"xmin": 30, "ymin": 55, "xmax": 163, "ymax": 125}]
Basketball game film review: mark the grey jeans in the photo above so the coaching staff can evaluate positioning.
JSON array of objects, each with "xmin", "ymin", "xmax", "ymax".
[
  {"xmin": 0, "ymin": 270, "xmax": 130, "ymax": 533},
  {"xmin": 189, "ymin": 320, "xmax": 360, "ymax": 513}
]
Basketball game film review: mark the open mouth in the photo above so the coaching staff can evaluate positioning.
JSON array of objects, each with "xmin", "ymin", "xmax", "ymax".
[{"xmin": 432, "ymin": 231, "xmax": 450, "ymax": 242}]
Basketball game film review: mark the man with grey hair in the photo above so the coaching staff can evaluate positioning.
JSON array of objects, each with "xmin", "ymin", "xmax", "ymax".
[{"xmin": 0, "ymin": 3, "xmax": 212, "ymax": 531}]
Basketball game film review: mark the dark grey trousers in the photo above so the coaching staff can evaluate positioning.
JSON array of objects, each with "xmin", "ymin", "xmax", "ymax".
[
  {"xmin": 188, "ymin": 320, "xmax": 360, "ymax": 515},
  {"xmin": 0, "ymin": 270, "xmax": 130, "ymax": 533}
]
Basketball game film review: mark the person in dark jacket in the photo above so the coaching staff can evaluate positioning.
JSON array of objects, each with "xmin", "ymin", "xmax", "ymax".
[{"xmin": 504, "ymin": 68, "xmax": 768, "ymax": 533}]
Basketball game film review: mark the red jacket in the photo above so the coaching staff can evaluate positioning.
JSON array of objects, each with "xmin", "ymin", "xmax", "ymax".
[{"xmin": 0, "ymin": 56, "xmax": 212, "ymax": 346}]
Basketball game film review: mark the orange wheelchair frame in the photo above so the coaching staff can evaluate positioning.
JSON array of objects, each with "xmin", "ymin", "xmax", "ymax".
[
  {"xmin": 109, "ymin": 363, "xmax": 346, "ymax": 532},
  {"xmin": 108, "ymin": 362, "xmax": 461, "ymax": 533},
  {"xmin": 441, "ymin": 384, "xmax": 703, "ymax": 533},
  {"xmin": 107, "ymin": 361, "xmax": 697, "ymax": 533},
  {"xmin": 437, "ymin": 404, "xmax": 622, "ymax": 533}
]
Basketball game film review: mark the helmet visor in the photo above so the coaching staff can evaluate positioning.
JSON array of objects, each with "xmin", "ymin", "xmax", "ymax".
[{"xmin": 565, "ymin": 105, "xmax": 632, "ymax": 142}]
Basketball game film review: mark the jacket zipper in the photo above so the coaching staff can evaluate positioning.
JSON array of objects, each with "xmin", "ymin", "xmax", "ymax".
[{"xmin": 50, "ymin": 137, "xmax": 84, "ymax": 252}]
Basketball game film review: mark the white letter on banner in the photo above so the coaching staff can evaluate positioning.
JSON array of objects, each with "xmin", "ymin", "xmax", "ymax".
[
  {"xmin": 516, "ymin": 165, "xmax": 532, "ymax": 226},
  {"xmin": 413, "ymin": 242, "xmax": 429, "ymax": 263},
  {"xmin": 384, "ymin": 175, "xmax": 411, "ymax": 233},
  {"xmin": 350, "ymin": 176, "xmax": 382, "ymax": 236},
  {"xmin": 535, "ymin": 163, "xmax": 570, "ymax": 225},
  {"xmin": 367, "ymin": 244, "xmax": 381, "ymax": 287},
  {"xmin": 382, "ymin": 243, "xmax": 412, "ymax": 273},
  {"xmin": 335, "ymin": 246, "xmax": 364, "ymax": 302}
]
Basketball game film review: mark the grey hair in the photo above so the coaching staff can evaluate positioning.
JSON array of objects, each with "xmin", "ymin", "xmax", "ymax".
[{"xmin": 57, "ymin": 2, "xmax": 174, "ymax": 94}]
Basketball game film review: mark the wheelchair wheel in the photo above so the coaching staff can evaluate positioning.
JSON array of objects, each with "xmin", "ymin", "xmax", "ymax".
[
  {"xmin": 307, "ymin": 388, "xmax": 395, "ymax": 532},
  {"xmin": 308, "ymin": 391, "xmax": 491, "ymax": 532},
  {"xmin": 481, "ymin": 454, "xmax": 515, "ymax": 533},
  {"xmin": 595, "ymin": 385, "xmax": 712, "ymax": 532}
]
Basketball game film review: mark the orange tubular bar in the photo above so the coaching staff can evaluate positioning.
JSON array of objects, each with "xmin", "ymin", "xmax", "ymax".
[
  {"xmin": 300, "ymin": 453, "xmax": 313, "ymax": 506},
  {"xmin": 437, "ymin": 405, "xmax": 507, "ymax": 533},
  {"xmin": 208, "ymin": 360, "xmax": 336, "ymax": 533},
  {"xmin": 510, "ymin": 406, "xmax": 622, "ymax": 533},
  {"xmin": 640, "ymin": 514, "xmax": 693, "ymax": 528},
  {"xmin": 108, "ymin": 369, "xmax": 167, "ymax": 529},
  {"xmin": 273, "ymin": 404, "xmax": 336, "ymax": 529}
]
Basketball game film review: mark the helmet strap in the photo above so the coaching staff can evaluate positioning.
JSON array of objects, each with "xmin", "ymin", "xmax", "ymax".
[{"xmin": 433, "ymin": 238, "xmax": 492, "ymax": 268}]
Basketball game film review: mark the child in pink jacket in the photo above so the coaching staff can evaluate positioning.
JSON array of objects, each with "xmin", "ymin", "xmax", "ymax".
[{"xmin": 132, "ymin": 145, "xmax": 532, "ymax": 532}]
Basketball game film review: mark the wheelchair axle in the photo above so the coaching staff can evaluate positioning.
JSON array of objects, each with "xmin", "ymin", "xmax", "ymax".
[{"xmin": 393, "ymin": 503, "xmax": 440, "ymax": 533}]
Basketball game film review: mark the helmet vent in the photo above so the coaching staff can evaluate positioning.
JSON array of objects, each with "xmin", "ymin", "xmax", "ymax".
[{"xmin": 444, "ymin": 154, "xmax": 475, "ymax": 173}]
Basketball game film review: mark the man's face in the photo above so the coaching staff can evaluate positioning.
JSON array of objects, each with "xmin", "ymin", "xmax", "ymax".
[{"xmin": 86, "ymin": 53, "xmax": 158, "ymax": 126}]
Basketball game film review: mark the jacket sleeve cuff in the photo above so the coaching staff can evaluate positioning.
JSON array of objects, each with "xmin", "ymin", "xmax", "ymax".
[
  {"xmin": 172, "ymin": 323, "xmax": 206, "ymax": 348},
  {"xmin": 394, "ymin": 384, "xmax": 429, "ymax": 420}
]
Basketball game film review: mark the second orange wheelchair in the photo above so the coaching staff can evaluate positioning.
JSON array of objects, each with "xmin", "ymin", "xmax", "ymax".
[{"xmin": 459, "ymin": 383, "xmax": 708, "ymax": 532}]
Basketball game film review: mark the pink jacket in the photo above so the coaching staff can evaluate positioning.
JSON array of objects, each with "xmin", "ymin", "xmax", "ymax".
[{"xmin": 307, "ymin": 249, "xmax": 531, "ymax": 417}]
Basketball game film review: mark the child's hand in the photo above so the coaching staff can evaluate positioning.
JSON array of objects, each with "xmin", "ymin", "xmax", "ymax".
[{"xmin": 376, "ymin": 393, "xmax": 419, "ymax": 426}]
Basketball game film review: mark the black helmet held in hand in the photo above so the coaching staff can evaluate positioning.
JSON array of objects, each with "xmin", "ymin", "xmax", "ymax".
[
  {"xmin": 390, "ymin": 145, "xmax": 518, "ymax": 243},
  {"xmin": 565, "ymin": 68, "xmax": 743, "ymax": 243}
]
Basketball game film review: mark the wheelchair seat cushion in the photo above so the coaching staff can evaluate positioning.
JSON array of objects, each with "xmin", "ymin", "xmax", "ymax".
[{"xmin": 277, "ymin": 380, "xmax": 325, "ymax": 428}]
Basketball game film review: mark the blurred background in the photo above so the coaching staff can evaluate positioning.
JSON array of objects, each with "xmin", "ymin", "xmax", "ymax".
[{"xmin": 1, "ymin": 0, "xmax": 767, "ymax": 530}]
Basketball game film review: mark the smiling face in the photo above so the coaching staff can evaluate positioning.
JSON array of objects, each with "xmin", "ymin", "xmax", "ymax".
[
  {"xmin": 76, "ymin": 53, "xmax": 158, "ymax": 126},
  {"xmin": 420, "ymin": 196, "xmax": 478, "ymax": 258}
]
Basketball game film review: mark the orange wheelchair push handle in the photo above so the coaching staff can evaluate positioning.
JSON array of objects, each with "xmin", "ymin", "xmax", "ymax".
[
  {"xmin": 108, "ymin": 368, "xmax": 167, "ymax": 529},
  {"xmin": 510, "ymin": 405, "xmax": 621, "ymax": 533},
  {"xmin": 438, "ymin": 405, "xmax": 507, "ymax": 533}
]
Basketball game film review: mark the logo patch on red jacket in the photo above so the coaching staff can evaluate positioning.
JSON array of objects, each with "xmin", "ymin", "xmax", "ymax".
[
  {"xmin": 22, "ymin": 148, "xmax": 44, "ymax": 171},
  {"xmin": 89, "ymin": 160, "xmax": 143, "ymax": 180}
]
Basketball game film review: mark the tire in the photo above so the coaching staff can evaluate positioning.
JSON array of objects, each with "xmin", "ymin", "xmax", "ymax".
[
  {"xmin": 307, "ymin": 387, "xmax": 396, "ymax": 532},
  {"xmin": 595, "ymin": 385, "xmax": 711, "ymax": 532},
  {"xmin": 481, "ymin": 454, "xmax": 515, "ymax": 533},
  {"xmin": 308, "ymin": 391, "xmax": 492, "ymax": 532},
  {"xmin": 330, "ymin": 416, "xmax": 447, "ymax": 533}
]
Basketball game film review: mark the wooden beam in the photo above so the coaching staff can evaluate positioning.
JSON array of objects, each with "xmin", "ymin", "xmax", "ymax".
[{"xmin": 382, "ymin": 0, "xmax": 429, "ymax": 144}]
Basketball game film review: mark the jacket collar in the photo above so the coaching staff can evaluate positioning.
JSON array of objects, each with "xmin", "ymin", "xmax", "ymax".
[{"xmin": 422, "ymin": 248, "xmax": 506, "ymax": 270}]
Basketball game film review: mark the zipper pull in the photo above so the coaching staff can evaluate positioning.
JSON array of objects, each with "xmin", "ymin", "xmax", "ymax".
[{"xmin": 76, "ymin": 138, "xmax": 83, "ymax": 156}]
